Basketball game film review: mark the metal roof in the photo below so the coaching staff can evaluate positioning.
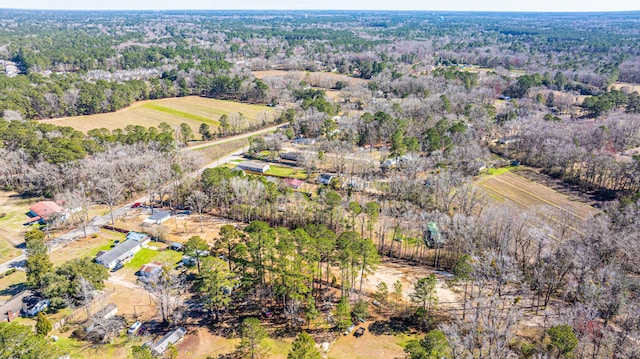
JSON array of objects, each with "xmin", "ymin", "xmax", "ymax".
[
  {"xmin": 152, "ymin": 327, "xmax": 187, "ymax": 355},
  {"xmin": 95, "ymin": 239, "xmax": 141, "ymax": 267}
]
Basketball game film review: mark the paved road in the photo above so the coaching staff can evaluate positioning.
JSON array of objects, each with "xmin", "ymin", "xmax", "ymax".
[{"xmin": 0, "ymin": 126, "xmax": 277, "ymax": 274}]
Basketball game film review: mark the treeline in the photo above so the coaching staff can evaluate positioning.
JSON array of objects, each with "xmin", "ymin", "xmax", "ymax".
[
  {"xmin": 0, "ymin": 118, "xmax": 176, "ymax": 165},
  {"xmin": 0, "ymin": 71, "xmax": 267, "ymax": 120},
  {"xmin": 503, "ymin": 115, "xmax": 640, "ymax": 195}
]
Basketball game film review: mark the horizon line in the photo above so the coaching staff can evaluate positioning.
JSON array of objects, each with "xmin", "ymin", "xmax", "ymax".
[{"xmin": 1, "ymin": 8, "xmax": 639, "ymax": 13}]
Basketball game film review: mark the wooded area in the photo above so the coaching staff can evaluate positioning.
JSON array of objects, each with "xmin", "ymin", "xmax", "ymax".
[{"xmin": 1, "ymin": 9, "xmax": 640, "ymax": 359}]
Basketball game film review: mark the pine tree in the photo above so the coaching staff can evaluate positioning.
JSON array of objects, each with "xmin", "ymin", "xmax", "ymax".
[
  {"xmin": 35, "ymin": 312, "xmax": 52, "ymax": 336},
  {"xmin": 288, "ymin": 332, "xmax": 321, "ymax": 359}
]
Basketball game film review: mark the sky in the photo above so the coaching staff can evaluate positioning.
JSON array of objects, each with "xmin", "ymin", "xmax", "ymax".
[{"xmin": 0, "ymin": 0, "xmax": 638, "ymax": 12}]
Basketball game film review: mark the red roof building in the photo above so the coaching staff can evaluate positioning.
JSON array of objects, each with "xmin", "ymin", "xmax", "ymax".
[
  {"xmin": 28, "ymin": 201, "xmax": 64, "ymax": 221},
  {"xmin": 284, "ymin": 178, "xmax": 304, "ymax": 189}
]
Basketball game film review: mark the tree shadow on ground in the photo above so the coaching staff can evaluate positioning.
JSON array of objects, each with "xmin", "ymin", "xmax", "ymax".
[
  {"xmin": 368, "ymin": 317, "xmax": 412, "ymax": 336},
  {"xmin": 0, "ymin": 283, "xmax": 26, "ymax": 297}
]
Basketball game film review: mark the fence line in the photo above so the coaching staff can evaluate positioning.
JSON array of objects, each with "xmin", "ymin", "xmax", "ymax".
[{"xmin": 53, "ymin": 287, "xmax": 116, "ymax": 330}]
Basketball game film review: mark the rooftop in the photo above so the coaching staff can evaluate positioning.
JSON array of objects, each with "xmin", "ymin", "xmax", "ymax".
[
  {"xmin": 96, "ymin": 238, "xmax": 141, "ymax": 266},
  {"xmin": 29, "ymin": 201, "xmax": 64, "ymax": 220},
  {"xmin": 152, "ymin": 327, "xmax": 187, "ymax": 355}
]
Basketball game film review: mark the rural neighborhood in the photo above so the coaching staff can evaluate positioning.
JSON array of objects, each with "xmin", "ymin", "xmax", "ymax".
[{"xmin": 0, "ymin": 5, "xmax": 640, "ymax": 359}]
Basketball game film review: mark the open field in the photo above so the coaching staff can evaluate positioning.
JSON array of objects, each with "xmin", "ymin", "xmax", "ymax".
[
  {"xmin": 0, "ymin": 270, "xmax": 26, "ymax": 303},
  {"xmin": 477, "ymin": 170, "xmax": 599, "ymax": 222},
  {"xmin": 328, "ymin": 327, "xmax": 416, "ymax": 359},
  {"xmin": 0, "ymin": 192, "xmax": 37, "ymax": 263},
  {"xmin": 40, "ymin": 97, "xmax": 272, "ymax": 134},
  {"xmin": 610, "ymin": 81, "xmax": 640, "ymax": 93}
]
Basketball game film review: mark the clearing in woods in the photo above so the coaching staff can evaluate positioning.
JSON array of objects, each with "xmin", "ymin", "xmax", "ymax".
[
  {"xmin": 40, "ymin": 97, "xmax": 272, "ymax": 134},
  {"xmin": 477, "ymin": 170, "xmax": 599, "ymax": 222}
]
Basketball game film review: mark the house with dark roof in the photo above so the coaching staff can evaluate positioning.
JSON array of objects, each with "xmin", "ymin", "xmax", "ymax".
[
  {"xmin": 151, "ymin": 327, "xmax": 187, "ymax": 355},
  {"xmin": 0, "ymin": 290, "xmax": 32, "ymax": 322},
  {"xmin": 21, "ymin": 295, "xmax": 50, "ymax": 317},
  {"xmin": 95, "ymin": 232, "xmax": 150, "ymax": 269},
  {"xmin": 318, "ymin": 173, "xmax": 334, "ymax": 185},
  {"xmin": 279, "ymin": 152, "xmax": 298, "ymax": 161}
]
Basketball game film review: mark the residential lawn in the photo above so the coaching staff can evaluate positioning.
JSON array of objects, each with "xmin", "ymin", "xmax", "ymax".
[
  {"xmin": 263, "ymin": 165, "xmax": 307, "ymax": 179},
  {"xmin": 0, "ymin": 270, "xmax": 27, "ymax": 302},
  {"xmin": 262, "ymin": 337, "xmax": 293, "ymax": 358},
  {"xmin": 54, "ymin": 334, "xmax": 140, "ymax": 359},
  {"xmin": 49, "ymin": 230, "xmax": 126, "ymax": 265},
  {"xmin": 0, "ymin": 191, "xmax": 35, "ymax": 262},
  {"xmin": 124, "ymin": 247, "xmax": 182, "ymax": 270}
]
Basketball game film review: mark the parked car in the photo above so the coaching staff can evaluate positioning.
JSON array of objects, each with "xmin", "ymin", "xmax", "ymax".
[
  {"xmin": 128, "ymin": 321, "xmax": 142, "ymax": 335},
  {"xmin": 344, "ymin": 324, "xmax": 356, "ymax": 336},
  {"xmin": 111, "ymin": 262, "xmax": 124, "ymax": 272},
  {"xmin": 354, "ymin": 327, "xmax": 365, "ymax": 338}
]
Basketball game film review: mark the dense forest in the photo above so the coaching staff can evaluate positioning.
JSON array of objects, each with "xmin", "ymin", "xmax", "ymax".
[{"xmin": 1, "ymin": 9, "xmax": 640, "ymax": 359}]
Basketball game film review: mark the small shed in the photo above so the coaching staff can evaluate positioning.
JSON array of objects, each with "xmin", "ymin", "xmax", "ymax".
[
  {"xmin": 151, "ymin": 327, "xmax": 187, "ymax": 356},
  {"xmin": 138, "ymin": 262, "xmax": 163, "ymax": 277},
  {"xmin": 284, "ymin": 178, "xmax": 304, "ymax": 189},
  {"xmin": 318, "ymin": 174, "xmax": 334, "ymax": 185},
  {"xmin": 144, "ymin": 211, "xmax": 171, "ymax": 225},
  {"xmin": 237, "ymin": 161, "xmax": 271, "ymax": 173},
  {"xmin": 169, "ymin": 242, "xmax": 184, "ymax": 251},
  {"xmin": 279, "ymin": 152, "xmax": 298, "ymax": 161}
]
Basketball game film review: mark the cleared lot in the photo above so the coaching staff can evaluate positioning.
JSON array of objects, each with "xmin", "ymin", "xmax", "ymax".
[
  {"xmin": 478, "ymin": 170, "xmax": 599, "ymax": 222},
  {"xmin": 40, "ymin": 97, "xmax": 271, "ymax": 134}
]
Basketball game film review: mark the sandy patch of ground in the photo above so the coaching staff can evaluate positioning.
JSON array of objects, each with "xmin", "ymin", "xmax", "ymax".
[
  {"xmin": 178, "ymin": 327, "xmax": 239, "ymax": 359},
  {"xmin": 610, "ymin": 81, "xmax": 640, "ymax": 93},
  {"xmin": 327, "ymin": 322, "xmax": 415, "ymax": 359},
  {"xmin": 361, "ymin": 258, "xmax": 459, "ymax": 307}
]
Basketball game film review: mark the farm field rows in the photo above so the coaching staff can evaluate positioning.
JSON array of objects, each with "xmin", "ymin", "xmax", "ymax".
[
  {"xmin": 477, "ymin": 170, "xmax": 599, "ymax": 222},
  {"xmin": 40, "ymin": 96, "xmax": 271, "ymax": 134}
]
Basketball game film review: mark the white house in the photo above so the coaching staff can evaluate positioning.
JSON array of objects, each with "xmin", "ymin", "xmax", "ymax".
[
  {"xmin": 151, "ymin": 327, "xmax": 187, "ymax": 355},
  {"xmin": 144, "ymin": 210, "xmax": 171, "ymax": 225},
  {"xmin": 95, "ymin": 232, "xmax": 150, "ymax": 269}
]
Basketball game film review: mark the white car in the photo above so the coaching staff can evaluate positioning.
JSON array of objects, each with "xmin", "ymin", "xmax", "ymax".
[{"xmin": 128, "ymin": 321, "xmax": 142, "ymax": 335}]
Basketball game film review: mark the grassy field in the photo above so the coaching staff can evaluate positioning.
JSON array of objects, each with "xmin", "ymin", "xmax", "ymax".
[
  {"xmin": 477, "ymin": 170, "xmax": 599, "ymax": 222},
  {"xmin": 49, "ymin": 230, "xmax": 126, "ymax": 265},
  {"xmin": 124, "ymin": 247, "xmax": 182, "ymax": 270},
  {"xmin": 0, "ymin": 270, "xmax": 26, "ymax": 302},
  {"xmin": 0, "ymin": 192, "xmax": 37, "ymax": 263},
  {"xmin": 40, "ymin": 97, "xmax": 271, "ymax": 134},
  {"xmin": 264, "ymin": 164, "xmax": 307, "ymax": 179}
]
